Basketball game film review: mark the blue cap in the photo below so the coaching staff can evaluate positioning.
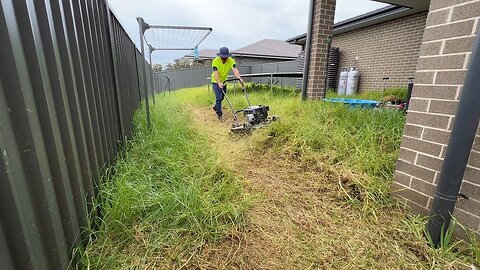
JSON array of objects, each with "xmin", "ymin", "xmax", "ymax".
[{"xmin": 217, "ymin": 47, "xmax": 232, "ymax": 58}]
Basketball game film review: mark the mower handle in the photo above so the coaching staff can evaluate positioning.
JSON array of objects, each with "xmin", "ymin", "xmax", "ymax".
[
  {"xmin": 221, "ymin": 79, "xmax": 251, "ymax": 107},
  {"xmin": 223, "ymin": 78, "xmax": 245, "ymax": 87},
  {"xmin": 224, "ymin": 78, "xmax": 241, "ymax": 83}
]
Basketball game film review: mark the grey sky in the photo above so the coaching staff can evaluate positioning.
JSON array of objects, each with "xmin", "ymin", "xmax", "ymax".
[{"xmin": 108, "ymin": 0, "xmax": 389, "ymax": 65}]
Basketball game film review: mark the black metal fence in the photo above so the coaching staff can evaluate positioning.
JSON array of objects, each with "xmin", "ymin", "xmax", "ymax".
[{"xmin": 0, "ymin": 0, "xmax": 150, "ymax": 269}]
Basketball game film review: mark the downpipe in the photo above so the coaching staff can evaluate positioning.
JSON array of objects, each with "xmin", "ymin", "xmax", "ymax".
[{"xmin": 426, "ymin": 30, "xmax": 480, "ymax": 247}]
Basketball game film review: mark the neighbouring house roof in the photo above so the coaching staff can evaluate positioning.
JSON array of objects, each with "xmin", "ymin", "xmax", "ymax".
[
  {"xmin": 180, "ymin": 39, "xmax": 303, "ymax": 62},
  {"xmin": 232, "ymin": 39, "xmax": 302, "ymax": 60},
  {"xmin": 287, "ymin": 3, "xmax": 429, "ymax": 46}
]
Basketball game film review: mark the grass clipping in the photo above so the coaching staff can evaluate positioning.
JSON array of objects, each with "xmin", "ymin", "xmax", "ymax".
[{"xmin": 78, "ymin": 99, "xmax": 250, "ymax": 269}]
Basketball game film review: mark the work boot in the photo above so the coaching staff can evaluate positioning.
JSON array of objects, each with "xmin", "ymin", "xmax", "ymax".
[{"xmin": 217, "ymin": 114, "xmax": 224, "ymax": 122}]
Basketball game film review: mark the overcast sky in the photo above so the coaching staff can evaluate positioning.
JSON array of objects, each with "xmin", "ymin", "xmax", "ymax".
[{"xmin": 108, "ymin": 0, "xmax": 389, "ymax": 65}]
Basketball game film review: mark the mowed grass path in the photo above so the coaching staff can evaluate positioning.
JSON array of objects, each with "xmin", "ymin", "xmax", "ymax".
[{"xmin": 79, "ymin": 86, "xmax": 479, "ymax": 269}]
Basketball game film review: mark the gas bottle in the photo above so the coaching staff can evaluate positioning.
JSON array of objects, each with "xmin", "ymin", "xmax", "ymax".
[
  {"xmin": 346, "ymin": 66, "xmax": 360, "ymax": 96},
  {"xmin": 338, "ymin": 68, "xmax": 349, "ymax": 95}
]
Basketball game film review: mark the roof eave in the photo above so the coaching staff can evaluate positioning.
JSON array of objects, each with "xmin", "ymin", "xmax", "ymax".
[
  {"xmin": 371, "ymin": 0, "xmax": 430, "ymax": 9},
  {"xmin": 287, "ymin": 2, "xmax": 430, "ymax": 45},
  {"xmin": 232, "ymin": 53, "xmax": 298, "ymax": 60},
  {"xmin": 334, "ymin": 5, "xmax": 413, "ymax": 35}
]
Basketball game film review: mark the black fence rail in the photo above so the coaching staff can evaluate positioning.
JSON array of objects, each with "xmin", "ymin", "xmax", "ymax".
[{"xmin": 0, "ymin": 0, "xmax": 150, "ymax": 269}]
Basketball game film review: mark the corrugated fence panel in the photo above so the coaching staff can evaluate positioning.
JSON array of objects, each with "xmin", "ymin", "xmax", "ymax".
[
  {"xmin": 154, "ymin": 62, "xmax": 302, "ymax": 94},
  {"xmin": 1, "ymin": 0, "xmax": 298, "ymax": 265},
  {"xmin": 239, "ymin": 62, "xmax": 298, "ymax": 88},
  {"xmin": 156, "ymin": 65, "xmax": 254, "ymax": 91},
  {"xmin": 0, "ymin": 0, "xmax": 150, "ymax": 269},
  {"xmin": 277, "ymin": 61, "xmax": 298, "ymax": 88},
  {"xmin": 108, "ymin": 10, "xmax": 142, "ymax": 138}
]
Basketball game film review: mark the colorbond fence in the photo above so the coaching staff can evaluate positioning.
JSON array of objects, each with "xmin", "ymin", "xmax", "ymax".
[
  {"xmin": 0, "ymin": 1, "xmax": 300, "ymax": 268},
  {"xmin": 0, "ymin": 0, "xmax": 151, "ymax": 269},
  {"xmin": 154, "ymin": 65, "xmax": 251, "ymax": 91},
  {"xmin": 155, "ymin": 60, "xmax": 301, "ymax": 91}
]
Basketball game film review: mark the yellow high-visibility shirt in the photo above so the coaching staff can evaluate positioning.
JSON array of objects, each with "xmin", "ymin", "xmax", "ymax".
[{"xmin": 211, "ymin": 56, "xmax": 236, "ymax": 83}]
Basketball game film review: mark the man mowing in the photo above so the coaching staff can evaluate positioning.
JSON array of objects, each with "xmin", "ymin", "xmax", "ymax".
[{"xmin": 211, "ymin": 47, "xmax": 244, "ymax": 120}]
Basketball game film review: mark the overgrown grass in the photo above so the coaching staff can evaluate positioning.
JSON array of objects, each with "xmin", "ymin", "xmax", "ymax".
[
  {"xmin": 78, "ymin": 84, "xmax": 479, "ymax": 269},
  {"xmin": 326, "ymin": 87, "xmax": 409, "ymax": 101},
  {"xmin": 170, "ymin": 84, "xmax": 480, "ymax": 268},
  {"xmin": 173, "ymin": 84, "xmax": 405, "ymax": 210},
  {"xmin": 77, "ymin": 98, "xmax": 249, "ymax": 269}
]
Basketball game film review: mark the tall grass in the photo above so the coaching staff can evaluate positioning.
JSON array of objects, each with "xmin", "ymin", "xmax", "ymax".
[
  {"xmin": 77, "ymin": 98, "xmax": 249, "ymax": 269},
  {"xmin": 78, "ymin": 84, "xmax": 479, "ymax": 269},
  {"xmin": 173, "ymin": 85, "xmax": 405, "ymax": 208},
  {"xmin": 326, "ymin": 87, "xmax": 408, "ymax": 101},
  {"xmin": 170, "ymin": 85, "xmax": 480, "ymax": 267},
  {"xmin": 174, "ymin": 85, "xmax": 480, "ymax": 265}
]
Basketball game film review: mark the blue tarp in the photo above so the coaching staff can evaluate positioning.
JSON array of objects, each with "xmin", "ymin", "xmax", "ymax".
[{"xmin": 323, "ymin": 98, "xmax": 379, "ymax": 108}]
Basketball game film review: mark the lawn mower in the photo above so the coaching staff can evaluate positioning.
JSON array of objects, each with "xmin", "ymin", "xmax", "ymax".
[{"xmin": 220, "ymin": 79, "xmax": 278, "ymax": 133}]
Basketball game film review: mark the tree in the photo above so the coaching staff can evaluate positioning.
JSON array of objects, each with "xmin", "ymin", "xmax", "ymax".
[
  {"xmin": 164, "ymin": 59, "xmax": 192, "ymax": 70},
  {"xmin": 163, "ymin": 59, "xmax": 209, "ymax": 70},
  {"xmin": 152, "ymin": 64, "xmax": 163, "ymax": 72}
]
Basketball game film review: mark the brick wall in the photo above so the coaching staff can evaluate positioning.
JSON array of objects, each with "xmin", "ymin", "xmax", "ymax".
[
  {"xmin": 331, "ymin": 12, "xmax": 428, "ymax": 92},
  {"xmin": 393, "ymin": 0, "xmax": 480, "ymax": 236},
  {"xmin": 306, "ymin": 0, "xmax": 336, "ymax": 99}
]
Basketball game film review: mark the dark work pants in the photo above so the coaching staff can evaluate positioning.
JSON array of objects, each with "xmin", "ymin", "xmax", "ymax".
[{"xmin": 212, "ymin": 83, "xmax": 227, "ymax": 116}]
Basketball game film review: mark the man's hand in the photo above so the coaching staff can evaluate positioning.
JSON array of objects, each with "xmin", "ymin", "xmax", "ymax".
[
  {"xmin": 218, "ymin": 82, "xmax": 224, "ymax": 89},
  {"xmin": 233, "ymin": 68, "xmax": 244, "ymax": 86}
]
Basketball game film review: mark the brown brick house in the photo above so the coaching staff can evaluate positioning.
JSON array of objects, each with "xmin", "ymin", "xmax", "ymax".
[
  {"xmin": 303, "ymin": 0, "xmax": 480, "ymax": 239},
  {"xmin": 288, "ymin": 4, "xmax": 429, "ymax": 92},
  {"xmin": 391, "ymin": 0, "xmax": 480, "ymax": 237}
]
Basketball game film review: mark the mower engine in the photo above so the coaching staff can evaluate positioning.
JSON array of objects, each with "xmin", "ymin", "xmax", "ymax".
[
  {"xmin": 243, "ymin": 105, "xmax": 270, "ymax": 125},
  {"xmin": 222, "ymin": 80, "xmax": 278, "ymax": 133}
]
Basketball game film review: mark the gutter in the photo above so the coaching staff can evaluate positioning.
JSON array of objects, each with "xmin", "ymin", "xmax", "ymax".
[{"xmin": 232, "ymin": 53, "xmax": 298, "ymax": 60}]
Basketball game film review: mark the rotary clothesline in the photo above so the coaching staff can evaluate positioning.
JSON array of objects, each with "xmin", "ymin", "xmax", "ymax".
[
  {"xmin": 144, "ymin": 26, "xmax": 212, "ymax": 51},
  {"xmin": 137, "ymin": 17, "xmax": 213, "ymax": 128}
]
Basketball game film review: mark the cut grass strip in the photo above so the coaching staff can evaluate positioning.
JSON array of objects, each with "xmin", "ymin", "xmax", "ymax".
[{"xmin": 77, "ymin": 98, "xmax": 249, "ymax": 269}]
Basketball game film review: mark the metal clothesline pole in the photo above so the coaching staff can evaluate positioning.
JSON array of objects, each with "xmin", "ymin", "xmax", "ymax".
[
  {"xmin": 141, "ymin": 21, "xmax": 213, "ymax": 112},
  {"xmin": 148, "ymin": 44, "xmax": 156, "ymax": 106},
  {"xmin": 137, "ymin": 17, "xmax": 151, "ymax": 129}
]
